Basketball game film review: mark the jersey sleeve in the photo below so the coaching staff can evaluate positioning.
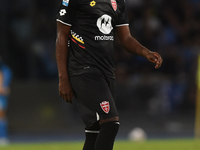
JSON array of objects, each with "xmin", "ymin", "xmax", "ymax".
[
  {"xmin": 116, "ymin": 0, "xmax": 129, "ymax": 27},
  {"xmin": 56, "ymin": 0, "xmax": 77, "ymax": 26}
]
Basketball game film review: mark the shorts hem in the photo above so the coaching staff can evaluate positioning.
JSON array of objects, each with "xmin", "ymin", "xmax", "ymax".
[{"xmin": 86, "ymin": 114, "xmax": 119, "ymax": 127}]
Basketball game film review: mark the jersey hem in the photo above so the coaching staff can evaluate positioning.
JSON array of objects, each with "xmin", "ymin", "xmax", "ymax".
[
  {"xmin": 56, "ymin": 19, "xmax": 72, "ymax": 26},
  {"xmin": 69, "ymin": 70, "xmax": 115, "ymax": 79}
]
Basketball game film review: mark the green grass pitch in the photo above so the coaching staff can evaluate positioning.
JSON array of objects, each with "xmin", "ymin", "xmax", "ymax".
[{"xmin": 1, "ymin": 139, "xmax": 200, "ymax": 150}]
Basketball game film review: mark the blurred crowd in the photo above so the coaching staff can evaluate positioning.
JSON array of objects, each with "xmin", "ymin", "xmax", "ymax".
[
  {"xmin": 115, "ymin": 0, "xmax": 200, "ymax": 113},
  {"xmin": 1, "ymin": 0, "xmax": 200, "ymax": 113}
]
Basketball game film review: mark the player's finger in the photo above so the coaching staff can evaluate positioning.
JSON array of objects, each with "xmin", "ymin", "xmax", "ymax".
[
  {"xmin": 64, "ymin": 94, "xmax": 70, "ymax": 102},
  {"xmin": 155, "ymin": 63, "xmax": 159, "ymax": 69},
  {"xmin": 59, "ymin": 91, "xmax": 73, "ymax": 103},
  {"xmin": 153, "ymin": 53, "xmax": 162, "ymax": 62},
  {"xmin": 60, "ymin": 92, "xmax": 67, "ymax": 101},
  {"xmin": 61, "ymin": 93, "xmax": 70, "ymax": 103},
  {"xmin": 67, "ymin": 96, "xmax": 72, "ymax": 104},
  {"xmin": 155, "ymin": 58, "xmax": 162, "ymax": 69},
  {"xmin": 153, "ymin": 53, "xmax": 162, "ymax": 68},
  {"xmin": 59, "ymin": 91, "xmax": 64, "ymax": 99},
  {"xmin": 68, "ymin": 93, "xmax": 73, "ymax": 104},
  {"xmin": 148, "ymin": 53, "xmax": 157, "ymax": 62}
]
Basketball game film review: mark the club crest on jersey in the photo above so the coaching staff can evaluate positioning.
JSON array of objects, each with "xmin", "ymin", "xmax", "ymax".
[
  {"xmin": 111, "ymin": 0, "xmax": 117, "ymax": 11},
  {"xmin": 100, "ymin": 101, "xmax": 110, "ymax": 114},
  {"xmin": 62, "ymin": 0, "xmax": 69, "ymax": 6}
]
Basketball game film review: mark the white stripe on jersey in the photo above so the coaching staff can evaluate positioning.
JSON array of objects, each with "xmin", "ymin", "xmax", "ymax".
[
  {"xmin": 56, "ymin": 19, "xmax": 72, "ymax": 26},
  {"xmin": 116, "ymin": 24, "xmax": 129, "ymax": 27}
]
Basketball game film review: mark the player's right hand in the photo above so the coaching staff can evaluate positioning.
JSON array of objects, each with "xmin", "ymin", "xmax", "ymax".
[{"xmin": 59, "ymin": 79, "xmax": 73, "ymax": 104}]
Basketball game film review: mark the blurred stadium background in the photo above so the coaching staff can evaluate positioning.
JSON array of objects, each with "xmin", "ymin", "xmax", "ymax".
[{"xmin": 0, "ymin": 0, "xmax": 200, "ymax": 143}]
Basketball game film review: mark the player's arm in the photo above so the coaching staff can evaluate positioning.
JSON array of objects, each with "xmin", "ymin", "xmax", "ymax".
[
  {"xmin": 116, "ymin": 25, "xmax": 163, "ymax": 69},
  {"xmin": 56, "ymin": 21, "xmax": 73, "ymax": 103}
]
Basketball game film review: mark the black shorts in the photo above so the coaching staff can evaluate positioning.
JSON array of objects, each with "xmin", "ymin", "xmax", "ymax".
[{"xmin": 70, "ymin": 73, "xmax": 118, "ymax": 127}]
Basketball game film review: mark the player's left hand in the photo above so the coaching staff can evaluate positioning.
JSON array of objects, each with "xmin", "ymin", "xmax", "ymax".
[{"xmin": 146, "ymin": 51, "xmax": 163, "ymax": 69}]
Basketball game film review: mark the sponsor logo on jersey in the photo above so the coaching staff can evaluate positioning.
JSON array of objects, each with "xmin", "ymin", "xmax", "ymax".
[
  {"xmin": 100, "ymin": 101, "xmax": 110, "ymax": 114},
  {"xmin": 111, "ymin": 0, "xmax": 117, "ymax": 11},
  {"xmin": 62, "ymin": 0, "xmax": 69, "ymax": 6},
  {"xmin": 90, "ymin": 0, "xmax": 96, "ymax": 7},
  {"xmin": 70, "ymin": 30, "xmax": 85, "ymax": 49},
  {"xmin": 97, "ymin": 14, "xmax": 113, "ymax": 34},
  {"xmin": 71, "ymin": 30, "xmax": 84, "ymax": 44},
  {"xmin": 95, "ymin": 35, "xmax": 114, "ymax": 41},
  {"xmin": 59, "ymin": 9, "xmax": 67, "ymax": 16},
  {"xmin": 95, "ymin": 14, "xmax": 114, "ymax": 41}
]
